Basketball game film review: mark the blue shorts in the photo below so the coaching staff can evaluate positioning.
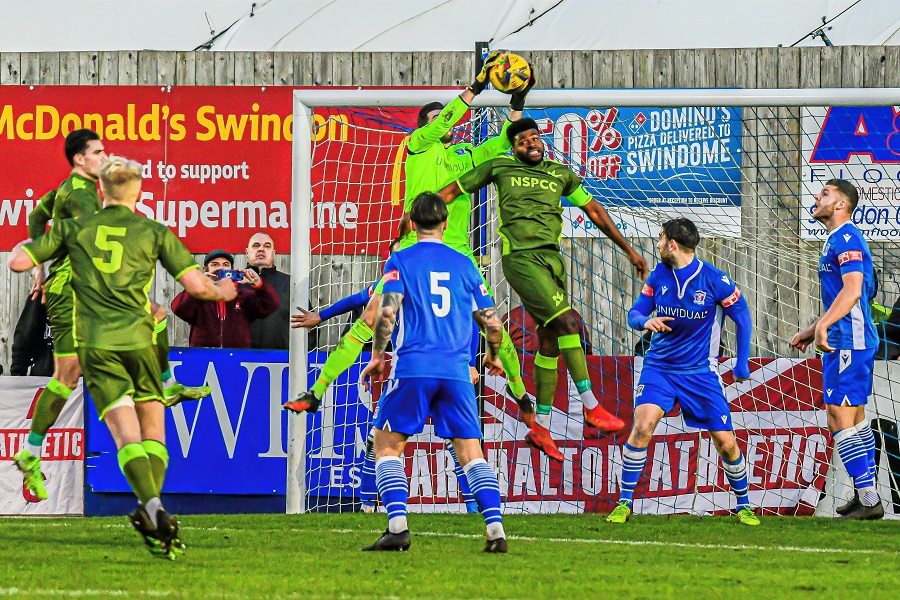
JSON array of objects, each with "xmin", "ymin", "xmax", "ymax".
[
  {"xmin": 822, "ymin": 348, "xmax": 875, "ymax": 406},
  {"xmin": 373, "ymin": 377, "xmax": 482, "ymax": 440},
  {"xmin": 635, "ymin": 366, "xmax": 732, "ymax": 431}
]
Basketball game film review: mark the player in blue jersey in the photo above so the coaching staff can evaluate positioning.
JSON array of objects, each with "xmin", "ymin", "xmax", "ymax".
[
  {"xmin": 359, "ymin": 193, "xmax": 508, "ymax": 553},
  {"xmin": 606, "ymin": 217, "xmax": 759, "ymax": 526},
  {"xmin": 791, "ymin": 179, "xmax": 883, "ymax": 520},
  {"xmin": 290, "ymin": 239, "xmax": 479, "ymax": 514}
]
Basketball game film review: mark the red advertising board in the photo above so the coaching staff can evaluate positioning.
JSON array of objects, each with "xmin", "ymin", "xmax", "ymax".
[{"xmin": 0, "ymin": 86, "xmax": 421, "ymax": 254}]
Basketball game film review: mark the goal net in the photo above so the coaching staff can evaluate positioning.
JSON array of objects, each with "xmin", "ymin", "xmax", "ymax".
[{"xmin": 287, "ymin": 88, "xmax": 900, "ymax": 518}]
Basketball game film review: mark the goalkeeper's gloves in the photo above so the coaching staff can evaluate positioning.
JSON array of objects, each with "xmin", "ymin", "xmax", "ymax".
[
  {"xmin": 510, "ymin": 68, "xmax": 536, "ymax": 111},
  {"xmin": 468, "ymin": 50, "xmax": 504, "ymax": 95}
]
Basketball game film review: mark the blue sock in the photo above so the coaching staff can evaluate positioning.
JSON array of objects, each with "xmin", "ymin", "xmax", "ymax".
[
  {"xmin": 722, "ymin": 453, "xmax": 751, "ymax": 510},
  {"xmin": 834, "ymin": 428, "xmax": 875, "ymax": 490},
  {"xmin": 360, "ymin": 430, "xmax": 377, "ymax": 506},
  {"xmin": 619, "ymin": 443, "xmax": 647, "ymax": 505},
  {"xmin": 463, "ymin": 458, "xmax": 505, "ymax": 540},
  {"xmin": 855, "ymin": 422, "xmax": 877, "ymax": 482},
  {"xmin": 445, "ymin": 441, "xmax": 475, "ymax": 506},
  {"xmin": 375, "ymin": 456, "xmax": 409, "ymax": 533}
]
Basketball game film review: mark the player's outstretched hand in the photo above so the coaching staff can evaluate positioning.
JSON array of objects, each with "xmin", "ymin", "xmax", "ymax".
[
  {"xmin": 629, "ymin": 251, "xmax": 649, "ymax": 280},
  {"xmin": 733, "ymin": 363, "xmax": 752, "ymax": 382},
  {"xmin": 469, "ymin": 366, "xmax": 480, "ymax": 385},
  {"xmin": 510, "ymin": 68, "xmax": 536, "ymax": 111},
  {"xmin": 361, "ymin": 355, "xmax": 385, "ymax": 392},
  {"xmin": 814, "ymin": 323, "xmax": 834, "ymax": 353},
  {"xmin": 30, "ymin": 265, "xmax": 46, "ymax": 302},
  {"xmin": 790, "ymin": 326, "xmax": 815, "ymax": 352},
  {"xmin": 483, "ymin": 354, "xmax": 504, "ymax": 376},
  {"xmin": 469, "ymin": 50, "xmax": 504, "ymax": 95},
  {"xmin": 644, "ymin": 316, "xmax": 674, "ymax": 333},
  {"xmin": 291, "ymin": 307, "xmax": 322, "ymax": 329}
]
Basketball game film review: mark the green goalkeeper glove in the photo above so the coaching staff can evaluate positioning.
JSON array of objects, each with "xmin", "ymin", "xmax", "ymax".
[
  {"xmin": 510, "ymin": 68, "xmax": 536, "ymax": 111},
  {"xmin": 468, "ymin": 50, "xmax": 504, "ymax": 95}
]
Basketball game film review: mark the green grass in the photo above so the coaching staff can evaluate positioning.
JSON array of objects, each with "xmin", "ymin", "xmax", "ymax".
[{"xmin": 1, "ymin": 513, "xmax": 899, "ymax": 599}]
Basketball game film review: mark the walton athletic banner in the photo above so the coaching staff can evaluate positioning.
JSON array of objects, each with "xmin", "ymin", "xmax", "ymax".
[
  {"xmin": 802, "ymin": 106, "xmax": 900, "ymax": 241},
  {"xmin": 0, "ymin": 86, "xmax": 415, "ymax": 254}
]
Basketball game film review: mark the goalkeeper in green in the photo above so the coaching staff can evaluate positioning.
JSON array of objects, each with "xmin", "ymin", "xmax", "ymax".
[
  {"xmin": 438, "ymin": 119, "xmax": 649, "ymax": 461},
  {"xmin": 285, "ymin": 52, "xmax": 536, "ymax": 419}
]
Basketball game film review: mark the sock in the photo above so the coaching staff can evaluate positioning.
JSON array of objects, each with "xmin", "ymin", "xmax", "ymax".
[
  {"xmin": 360, "ymin": 430, "xmax": 377, "ymax": 505},
  {"xmin": 498, "ymin": 328, "xmax": 527, "ymax": 399},
  {"xmin": 311, "ymin": 319, "xmax": 372, "ymax": 399},
  {"xmin": 722, "ymin": 452, "xmax": 751, "ymax": 510},
  {"xmin": 533, "ymin": 352, "xmax": 558, "ymax": 427},
  {"xmin": 30, "ymin": 378, "xmax": 74, "ymax": 441},
  {"xmin": 558, "ymin": 334, "xmax": 598, "ymax": 409},
  {"xmin": 834, "ymin": 428, "xmax": 878, "ymax": 505},
  {"xmin": 144, "ymin": 497, "xmax": 162, "ymax": 528},
  {"xmin": 375, "ymin": 456, "xmax": 409, "ymax": 534},
  {"xmin": 463, "ymin": 458, "xmax": 505, "ymax": 540},
  {"xmin": 855, "ymin": 421, "xmax": 877, "ymax": 484},
  {"xmin": 154, "ymin": 318, "xmax": 172, "ymax": 383},
  {"xmin": 117, "ymin": 443, "xmax": 157, "ymax": 505},
  {"xmin": 141, "ymin": 439, "xmax": 169, "ymax": 496},
  {"xmin": 445, "ymin": 441, "xmax": 474, "ymax": 503},
  {"xmin": 25, "ymin": 432, "xmax": 45, "ymax": 458},
  {"xmin": 619, "ymin": 443, "xmax": 648, "ymax": 504}
]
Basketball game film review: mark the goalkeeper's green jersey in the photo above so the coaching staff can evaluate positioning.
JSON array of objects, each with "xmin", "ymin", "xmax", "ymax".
[
  {"xmin": 457, "ymin": 156, "xmax": 593, "ymax": 255},
  {"xmin": 23, "ymin": 204, "xmax": 199, "ymax": 350},
  {"xmin": 40, "ymin": 173, "xmax": 102, "ymax": 293},
  {"xmin": 400, "ymin": 96, "xmax": 512, "ymax": 253}
]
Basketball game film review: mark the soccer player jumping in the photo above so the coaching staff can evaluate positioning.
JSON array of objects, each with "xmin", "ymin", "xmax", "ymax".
[
  {"xmin": 606, "ymin": 217, "xmax": 758, "ymax": 526},
  {"xmin": 790, "ymin": 179, "xmax": 883, "ymax": 520},
  {"xmin": 360, "ymin": 193, "xmax": 508, "ymax": 553},
  {"xmin": 438, "ymin": 119, "xmax": 646, "ymax": 461}
]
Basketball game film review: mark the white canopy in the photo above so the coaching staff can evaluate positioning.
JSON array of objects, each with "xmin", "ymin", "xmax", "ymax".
[{"xmin": 2, "ymin": 0, "xmax": 899, "ymax": 52}]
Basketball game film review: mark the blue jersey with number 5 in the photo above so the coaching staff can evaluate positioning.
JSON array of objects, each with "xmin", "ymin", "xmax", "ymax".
[{"xmin": 381, "ymin": 239, "xmax": 494, "ymax": 382}]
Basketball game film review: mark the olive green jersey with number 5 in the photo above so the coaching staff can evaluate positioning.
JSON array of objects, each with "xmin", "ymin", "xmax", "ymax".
[{"xmin": 23, "ymin": 205, "xmax": 199, "ymax": 350}]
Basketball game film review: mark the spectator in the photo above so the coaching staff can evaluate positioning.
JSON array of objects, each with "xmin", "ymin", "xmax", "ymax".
[
  {"xmin": 244, "ymin": 232, "xmax": 297, "ymax": 350},
  {"xmin": 172, "ymin": 249, "xmax": 279, "ymax": 348},
  {"xmin": 11, "ymin": 294, "xmax": 54, "ymax": 376},
  {"xmin": 876, "ymin": 298, "xmax": 900, "ymax": 360},
  {"xmin": 503, "ymin": 304, "xmax": 593, "ymax": 355}
]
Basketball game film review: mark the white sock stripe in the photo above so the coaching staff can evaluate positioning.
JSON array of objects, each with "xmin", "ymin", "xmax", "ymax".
[
  {"xmin": 622, "ymin": 446, "xmax": 648, "ymax": 461},
  {"xmin": 375, "ymin": 455, "xmax": 403, "ymax": 466},
  {"xmin": 461, "ymin": 457, "xmax": 487, "ymax": 474},
  {"xmin": 722, "ymin": 458, "xmax": 746, "ymax": 476},
  {"xmin": 833, "ymin": 428, "xmax": 858, "ymax": 444}
]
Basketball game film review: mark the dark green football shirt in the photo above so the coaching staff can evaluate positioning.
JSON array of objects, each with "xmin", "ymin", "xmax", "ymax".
[
  {"xmin": 27, "ymin": 189, "xmax": 57, "ymax": 239},
  {"xmin": 457, "ymin": 156, "xmax": 593, "ymax": 255},
  {"xmin": 23, "ymin": 204, "xmax": 199, "ymax": 350},
  {"xmin": 43, "ymin": 173, "xmax": 102, "ymax": 293}
]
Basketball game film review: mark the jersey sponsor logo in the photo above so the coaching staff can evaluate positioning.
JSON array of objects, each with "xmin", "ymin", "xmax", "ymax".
[
  {"xmin": 383, "ymin": 269, "xmax": 400, "ymax": 282},
  {"xmin": 509, "ymin": 176, "xmax": 559, "ymax": 192},
  {"xmin": 455, "ymin": 148, "xmax": 467, "ymax": 156},
  {"xmin": 838, "ymin": 250, "xmax": 863, "ymax": 265},
  {"xmin": 722, "ymin": 288, "xmax": 742, "ymax": 308},
  {"xmin": 693, "ymin": 290, "xmax": 707, "ymax": 305},
  {"xmin": 641, "ymin": 283, "xmax": 654, "ymax": 296},
  {"xmin": 657, "ymin": 304, "xmax": 708, "ymax": 320},
  {"xmin": 818, "ymin": 261, "xmax": 834, "ymax": 273},
  {"xmin": 479, "ymin": 284, "xmax": 489, "ymax": 296}
]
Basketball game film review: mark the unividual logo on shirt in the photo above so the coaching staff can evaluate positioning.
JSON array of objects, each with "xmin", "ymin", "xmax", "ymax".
[{"xmin": 657, "ymin": 305, "xmax": 708, "ymax": 319}]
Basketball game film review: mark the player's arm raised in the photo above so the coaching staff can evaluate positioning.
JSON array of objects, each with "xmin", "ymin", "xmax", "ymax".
[
  {"xmin": 577, "ymin": 194, "xmax": 648, "ymax": 280},
  {"xmin": 437, "ymin": 160, "xmax": 496, "ymax": 205},
  {"xmin": 719, "ymin": 281, "xmax": 753, "ymax": 381}
]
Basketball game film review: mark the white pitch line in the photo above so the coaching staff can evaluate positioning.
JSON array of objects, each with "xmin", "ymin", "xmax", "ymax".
[{"xmin": 331, "ymin": 528, "xmax": 894, "ymax": 555}]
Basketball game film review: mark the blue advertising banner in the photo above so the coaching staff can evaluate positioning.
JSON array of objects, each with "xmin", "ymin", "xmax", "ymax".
[
  {"xmin": 85, "ymin": 349, "xmax": 371, "ymax": 498},
  {"xmin": 527, "ymin": 106, "xmax": 743, "ymax": 237}
]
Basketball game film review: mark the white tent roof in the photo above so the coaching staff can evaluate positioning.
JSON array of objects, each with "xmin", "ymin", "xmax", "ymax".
[{"xmin": 3, "ymin": 0, "xmax": 899, "ymax": 52}]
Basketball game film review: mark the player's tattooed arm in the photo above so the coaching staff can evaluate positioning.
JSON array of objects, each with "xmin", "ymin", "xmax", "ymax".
[
  {"xmin": 374, "ymin": 292, "xmax": 403, "ymax": 353},
  {"xmin": 473, "ymin": 307, "xmax": 502, "ymax": 354}
]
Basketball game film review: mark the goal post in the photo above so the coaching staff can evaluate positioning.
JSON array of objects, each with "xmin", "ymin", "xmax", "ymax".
[{"xmin": 288, "ymin": 87, "xmax": 900, "ymax": 517}]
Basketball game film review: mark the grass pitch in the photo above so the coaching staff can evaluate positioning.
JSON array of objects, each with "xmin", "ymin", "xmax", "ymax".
[{"xmin": 1, "ymin": 513, "xmax": 898, "ymax": 599}]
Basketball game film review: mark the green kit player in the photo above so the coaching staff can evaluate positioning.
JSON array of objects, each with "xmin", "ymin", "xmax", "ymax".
[
  {"xmin": 286, "ymin": 52, "xmax": 537, "ymax": 419},
  {"xmin": 438, "ymin": 118, "xmax": 649, "ymax": 462},
  {"xmin": 16, "ymin": 131, "xmax": 208, "ymax": 502},
  {"xmin": 10, "ymin": 156, "xmax": 239, "ymax": 559}
]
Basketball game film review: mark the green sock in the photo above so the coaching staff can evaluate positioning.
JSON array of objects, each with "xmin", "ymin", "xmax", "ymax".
[
  {"xmin": 559, "ymin": 334, "xmax": 591, "ymax": 390},
  {"xmin": 533, "ymin": 352, "xmax": 559, "ymax": 412},
  {"xmin": 311, "ymin": 319, "xmax": 373, "ymax": 398},
  {"xmin": 31, "ymin": 379, "xmax": 74, "ymax": 437},
  {"xmin": 117, "ymin": 443, "xmax": 157, "ymax": 504},
  {"xmin": 498, "ymin": 328, "xmax": 527, "ymax": 399},
  {"xmin": 154, "ymin": 318, "xmax": 172, "ymax": 383},
  {"xmin": 141, "ymin": 439, "xmax": 169, "ymax": 496}
]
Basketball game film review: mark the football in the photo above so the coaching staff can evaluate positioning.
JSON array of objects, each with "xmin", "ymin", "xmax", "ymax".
[{"xmin": 488, "ymin": 52, "xmax": 532, "ymax": 94}]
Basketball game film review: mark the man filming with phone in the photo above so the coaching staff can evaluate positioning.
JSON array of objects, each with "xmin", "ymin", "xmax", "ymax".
[{"xmin": 172, "ymin": 249, "xmax": 279, "ymax": 348}]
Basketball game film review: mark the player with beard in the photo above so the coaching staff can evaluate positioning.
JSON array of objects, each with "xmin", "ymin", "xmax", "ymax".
[{"xmin": 438, "ymin": 119, "xmax": 647, "ymax": 461}]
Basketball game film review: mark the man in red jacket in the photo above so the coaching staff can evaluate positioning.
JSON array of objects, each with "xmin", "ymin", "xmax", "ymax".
[{"xmin": 172, "ymin": 249, "xmax": 279, "ymax": 348}]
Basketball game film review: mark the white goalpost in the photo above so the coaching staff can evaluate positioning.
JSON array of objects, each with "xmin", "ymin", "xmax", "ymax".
[{"xmin": 288, "ymin": 87, "xmax": 900, "ymax": 518}]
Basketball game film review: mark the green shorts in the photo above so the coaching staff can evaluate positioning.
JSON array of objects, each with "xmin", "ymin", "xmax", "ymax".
[
  {"xmin": 77, "ymin": 346, "xmax": 163, "ymax": 420},
  {"xmin": 501, "ymin": 248, "xmax": 571, "ymax": 326},
  {"xmin": 46, "ymin": 284, "xmax": 76, "ymax": 357}
]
